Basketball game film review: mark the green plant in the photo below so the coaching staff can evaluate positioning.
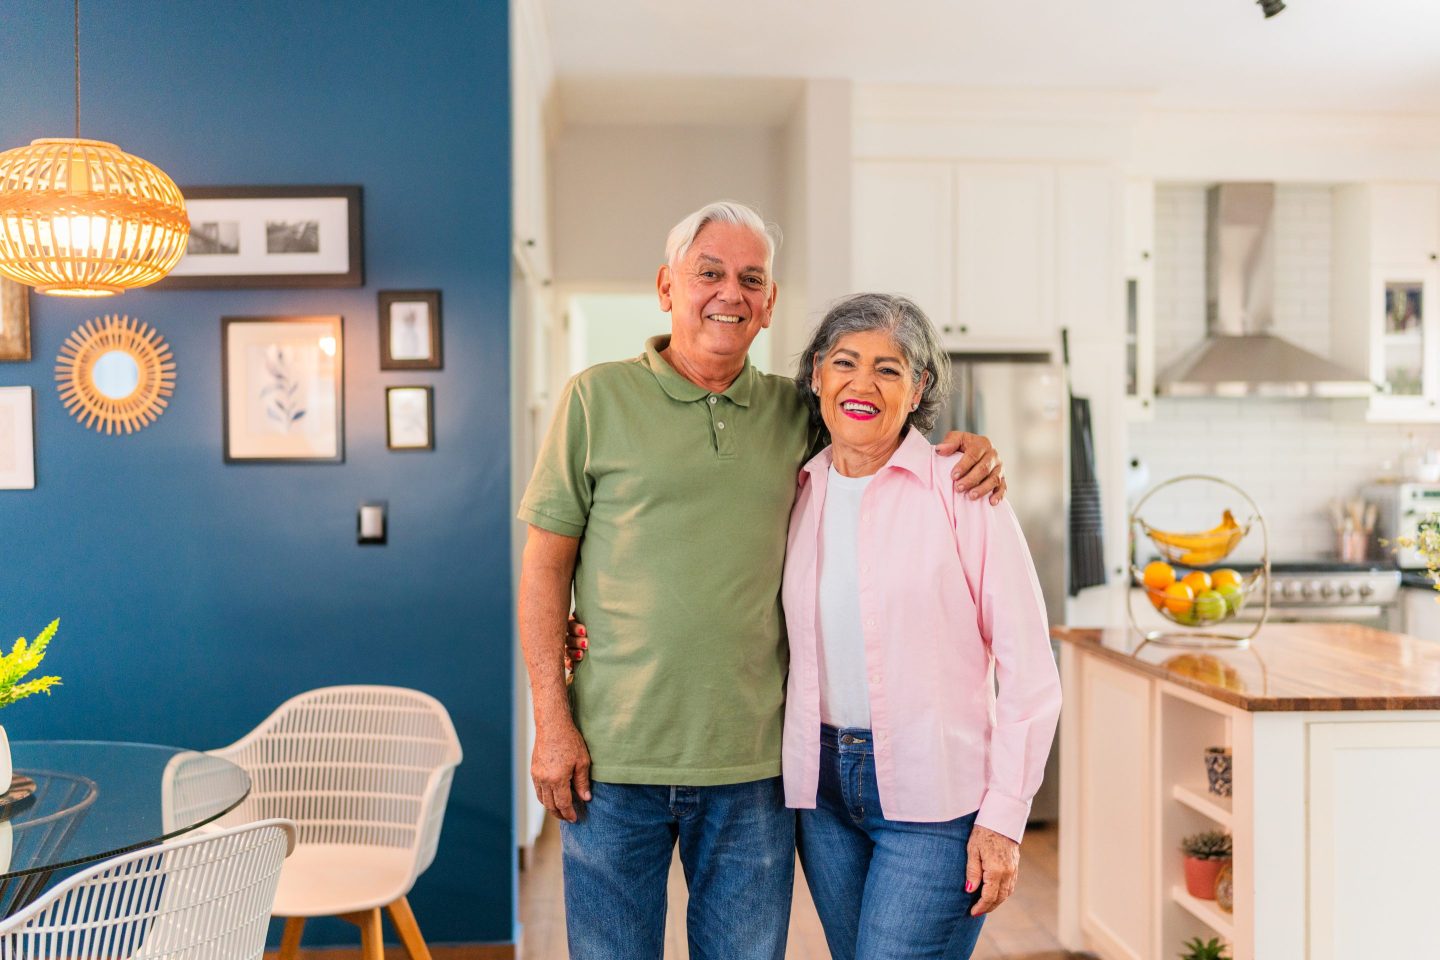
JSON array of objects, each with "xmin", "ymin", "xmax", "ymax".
[
  {"xmin": 1179, "ymin": 936, "xmax": 1231, "ymax": 960},
  {"xmin": 0, "ymin": 619, "xmax": 62, "ymax": 709},
  {"xmin": 1179, "ymin": 829, "xmax": 1232, "ymax": 860}
]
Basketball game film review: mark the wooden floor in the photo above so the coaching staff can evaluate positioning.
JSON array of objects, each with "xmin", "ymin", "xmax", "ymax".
[{"xmin": 519, "ymin": 818, "xmax": 1085, "ymax": 960}]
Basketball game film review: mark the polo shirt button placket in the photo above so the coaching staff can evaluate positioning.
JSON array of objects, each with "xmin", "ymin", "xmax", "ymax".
[{"xmin": 708, "ymin": 396, "xmax": 718, "ymax": 405}]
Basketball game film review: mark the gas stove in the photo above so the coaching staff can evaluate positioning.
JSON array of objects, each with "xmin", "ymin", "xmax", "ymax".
[{"xmin": 1233, "ymin": 561, "xmax": 1401, "ymax": 623}]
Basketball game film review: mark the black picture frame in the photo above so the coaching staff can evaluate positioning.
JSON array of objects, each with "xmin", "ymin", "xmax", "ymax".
[
  {"xmin": 221, "ymin": 315, "xmax": 345, "ymax": 463},
  {"xmin": 156, "ymin": 186, "xmax": 364, "ymax": 289},
  {"xmin": 386, "ymin": 386, "xmax": 435, "ymax": 451},
  {"xmin": 378, "ymin": 290, "xmax": 443, "ymax": 370}
]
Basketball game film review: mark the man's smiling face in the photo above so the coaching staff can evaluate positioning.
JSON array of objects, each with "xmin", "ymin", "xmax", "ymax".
[{"xmin": 658, "ymin": 221, "xmax": 776, "ymax": 366}]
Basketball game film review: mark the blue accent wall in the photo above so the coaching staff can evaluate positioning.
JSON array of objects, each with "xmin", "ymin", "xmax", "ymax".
[{"xmin": 0, "ymin": 0, "xmax": 514, "ymax": 946}]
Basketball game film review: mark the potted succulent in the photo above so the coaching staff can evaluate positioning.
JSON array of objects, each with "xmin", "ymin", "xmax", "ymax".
[
  {"xmin": 0, "ymin": 619, "xmax": 63, "ymax": 790},
  {"xmin": 1179, "ymin": 936, "xmax": 1231, "ymax": 960},
  {"xmin": 1180, "ymin": 829, "xmax": 1232, "ymax": 900}
]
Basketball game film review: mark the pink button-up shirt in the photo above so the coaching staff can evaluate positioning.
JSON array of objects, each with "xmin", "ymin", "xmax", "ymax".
[{"xmin": 781, "ymin": 427, "xmax": 1062, "ymax": 842}]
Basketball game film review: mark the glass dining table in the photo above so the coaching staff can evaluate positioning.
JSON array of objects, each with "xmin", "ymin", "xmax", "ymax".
[{"xmin": 0, "ymin": 741, "xmax": 250, "ymax": 917}]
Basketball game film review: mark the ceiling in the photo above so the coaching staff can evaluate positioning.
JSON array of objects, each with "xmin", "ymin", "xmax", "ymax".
[{"xmin": 543, "ymin": 0, "xmax": 1440, "ymax": 121}]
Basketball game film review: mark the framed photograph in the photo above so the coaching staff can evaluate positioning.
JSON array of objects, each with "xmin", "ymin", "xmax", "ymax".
[
  {"xmin": 0, "ymin": 386, "xmax": 35, "ymax": 489},
  {"xmin": 386, "ymin": 386, "xmax": 434, "ymax": 451},
  {"xmin": 222, "ymin": 316, "xmax": 344, "ymax": 463},
  {"xmin": 379, "ymin": 290, "xmax": 443, "ymax": 369},
  {"xmin": 158, "ymin": 186, "xmax": 363, "ymax": 289},
  {"xmin": 1385, "ymin": 281, "xmax": 1423, "ymax": 335},
  {"xmin": 0, "ymin": 278, "xmax": 30, "ymax": 361}
]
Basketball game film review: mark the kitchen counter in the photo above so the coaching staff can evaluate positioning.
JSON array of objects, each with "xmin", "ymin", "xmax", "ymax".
[
  {"xmin": 1053, "ymin": 622, "xmax": 1440, "ymax": 711},
  {"xmin": 1058, "ymin": 621, "xmax": 1440, "ymax": 960}
]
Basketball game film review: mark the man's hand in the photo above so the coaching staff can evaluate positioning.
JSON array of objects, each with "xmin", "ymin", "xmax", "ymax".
[
  {"xmin": 935, "ymin": 431, "xmax": 1006, "ymax": 504},
  {"xmin": 965, "ymin": 824, "xmax": 1021, "ymax": 916},
  {"xmin": 532, "ymin": 719, "xmax": 592, "ymax": 823}
]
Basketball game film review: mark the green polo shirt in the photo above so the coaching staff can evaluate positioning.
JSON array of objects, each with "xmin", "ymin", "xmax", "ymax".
[{"xmin": 518, "ymin": 335, "xmax": 815, "ymax": 785}]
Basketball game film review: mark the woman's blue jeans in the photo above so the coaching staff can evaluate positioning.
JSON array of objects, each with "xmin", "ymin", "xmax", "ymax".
[
  {"xmin": 797, "ymin": 725, "xmax": 986, "ymax": 960},
  {"xmin": 560, "ymin": 776, "xmax": 794, "ymax": 960}
]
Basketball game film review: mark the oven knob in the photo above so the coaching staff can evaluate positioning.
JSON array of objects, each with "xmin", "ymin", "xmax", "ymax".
[
  {"xmin": 1358, "ymin": 583, "xmax": 1374, "ymax": 599},
  {"xmin": 1320, "ymin": 583, "xmax": 1335, "ymax": 599},
  {"xmin": 1338, "ymin": 583, "xmax": 1355, "ymax": 598},
  {"xmin": 1281, "ymin": 581, "xmax": 1298, "ymax": 598},
  {"xmin": 1302, "ymin": 581, "xmax": 1317, "ymax": 599}
]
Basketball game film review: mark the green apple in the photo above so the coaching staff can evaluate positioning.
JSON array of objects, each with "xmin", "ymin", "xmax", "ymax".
[
  {"xmin": 1217, "ymin": 583, "xmax": 1245, "ymax": 615},
  {"xmin": 1195, "ymin": 590, "xmax": 1228, "ymax": 623}
]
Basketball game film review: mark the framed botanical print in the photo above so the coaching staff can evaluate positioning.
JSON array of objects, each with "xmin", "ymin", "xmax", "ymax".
[
  {"xmin": 0, "ymin": 386, "xmax": 36, "ymax": 489},
  {"xmin": 379, "ymin": 290, "xmax": 442, "ymax": 369},
  {"xmin": 0, "ymin": 279, "xmax": 30, "ymax": 361},
  {"xmin": 222, "ymin": 316, "xmax": 344, "ymax": 463},
  {"xmin": 386, "ymin": 386, "xmax": 434, "ymax": 451}
]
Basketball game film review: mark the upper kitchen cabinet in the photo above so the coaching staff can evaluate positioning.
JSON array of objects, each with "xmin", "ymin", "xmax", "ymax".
[
  {"xmin": 853, "ymin": 160, "xmax": 1119, "ymax": 349},
  {"xmin": 1333, "ymin": 183, "xmax": 1440, "ymax": 421},
  {"xmin": 1122, "ymin": 179, "xmax": 1156, "ymax": 419}
]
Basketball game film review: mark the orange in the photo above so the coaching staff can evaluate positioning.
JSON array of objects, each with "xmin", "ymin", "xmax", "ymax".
[
  {"xmin": 1163, "ymin": 582, "xmax": 1195, "ymax": 615},
  {"xmin": 1142, "ymin": 561, "xmax": 1176, "ymax": 591},
  {"xmin": 1182, "ymin": 570, "xmax": 1212, "ymax": 593},
  {"xmin": 1211, "ymin": 568, "xmax": 1243, "ymax": 591}
]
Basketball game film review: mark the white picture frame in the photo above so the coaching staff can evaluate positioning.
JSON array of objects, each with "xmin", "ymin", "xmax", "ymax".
[
  {"xmin": 0, "ymin": 386, "xmax": 36, "ymax": 489},
  {"xmin": 222, "ymin": 316, "xmax": 344, "ymax": 463}
]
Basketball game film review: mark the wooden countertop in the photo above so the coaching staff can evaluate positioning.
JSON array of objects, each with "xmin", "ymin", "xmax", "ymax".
[{"xmin": 1053, "ymin": 623, "xmax": 1440, "ymax": 712}]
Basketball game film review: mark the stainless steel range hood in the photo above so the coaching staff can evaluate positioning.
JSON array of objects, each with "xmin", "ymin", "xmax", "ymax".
[{"xmin": 1157, "ymin": 183, "xmax": 1375, "ymax": 399}]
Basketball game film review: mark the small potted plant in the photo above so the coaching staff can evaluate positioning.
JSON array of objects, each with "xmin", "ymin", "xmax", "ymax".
[
  {"xmin": 0, "ymin": 619, "xmax": 63, "ymax": 789},
  {"xmin": 1180, "ymin": 829, "xmax": 1232, "ymax": 900},
  {"xmin": 1179, "ymin": 936, "xmax": 1231, "ymax": 960}
]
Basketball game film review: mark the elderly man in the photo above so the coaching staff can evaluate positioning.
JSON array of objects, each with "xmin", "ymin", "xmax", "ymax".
[{"xmin": 517, "ymin": 201, "xmax": 1005, "ymax": 959}]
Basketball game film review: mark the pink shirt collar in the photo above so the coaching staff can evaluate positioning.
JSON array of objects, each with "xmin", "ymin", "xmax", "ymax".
[{"xmin": 799, "ymin": 426, "xmax": 936, "ymax": 489}]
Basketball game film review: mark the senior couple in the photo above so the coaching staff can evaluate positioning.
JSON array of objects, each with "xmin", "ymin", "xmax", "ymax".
[{"xmin": 518, "ymin": 200, "xmax": 1061, "ymax": 960}]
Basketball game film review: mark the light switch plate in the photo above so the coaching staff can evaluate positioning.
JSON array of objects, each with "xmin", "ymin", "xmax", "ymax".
[{"xmin": 358, "ymin": 501, "xmax": 387, "ymax": 545}]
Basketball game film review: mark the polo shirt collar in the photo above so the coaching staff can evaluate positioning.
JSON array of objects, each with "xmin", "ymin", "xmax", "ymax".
[
  {"xmin": 644, "ymin": 335, "xmax": 755, "ymax": 407},
  {"xmin": 800, "ymin": 426, "xmax": 934, "ymax": 487}
]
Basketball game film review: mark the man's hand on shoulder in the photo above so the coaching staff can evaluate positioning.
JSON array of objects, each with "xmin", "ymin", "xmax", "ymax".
[
  {"xmin": 935, "ymin": 431, "xmax": 1006, "ymax": 505},
  {"xmin": 532, "ymin": 717, "xmax": 592, "ymax": 823}
]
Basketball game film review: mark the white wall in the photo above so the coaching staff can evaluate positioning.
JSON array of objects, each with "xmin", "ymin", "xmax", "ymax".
[
  {"xmin": 550, "ymin": 123, "xmax": 786, "ymax": 287},
  {"xmin": 1134, "ymin": 183, "xmax": 1440, "ymax": 561}
]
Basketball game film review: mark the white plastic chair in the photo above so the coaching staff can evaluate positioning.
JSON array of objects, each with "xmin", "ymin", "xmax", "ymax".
[
  {"xmin": 0, "ymin": 818, "xmax": 295, "ymax": 960},
  {"xmin": 208, "ymin": 686, "xmax": 463, "ymax": 960}
]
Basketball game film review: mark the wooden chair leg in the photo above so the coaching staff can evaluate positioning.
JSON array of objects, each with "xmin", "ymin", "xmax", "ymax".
[
  {"xmin": 278, "ymin": 917, "xmax": 305, "ymax": 960},
  {"xmin": 355, "ymin": 908, "xmax": 385, "ymax": 960},
  {"xmin": 386, "ymin": 896, "xmax": 434, "ymax": 960}
]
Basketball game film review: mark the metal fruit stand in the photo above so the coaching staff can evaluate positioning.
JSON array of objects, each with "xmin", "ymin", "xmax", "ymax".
[{"xmin": 1128, "ymin": 474, "xmax": 1270, "ymax": 649}]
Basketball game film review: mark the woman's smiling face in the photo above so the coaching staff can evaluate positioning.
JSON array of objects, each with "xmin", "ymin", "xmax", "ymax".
[{"xmin": 813, "ymin": 329, "xmax": 924, "ymax": 454}]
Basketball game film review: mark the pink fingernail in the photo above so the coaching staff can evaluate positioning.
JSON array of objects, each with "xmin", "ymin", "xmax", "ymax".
[{"xmin": 966, "ymin": 881, "xmax": 976, "ymax": 892}]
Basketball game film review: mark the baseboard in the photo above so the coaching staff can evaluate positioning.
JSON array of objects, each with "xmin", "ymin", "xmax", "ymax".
[{"xmin": 264, "ymin": 945, "xmax": 514, "ymax": 960}]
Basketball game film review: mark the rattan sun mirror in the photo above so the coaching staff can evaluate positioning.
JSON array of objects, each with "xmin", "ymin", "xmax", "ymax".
[{"xmin": 55, "ymin": 315, "xmax": 175, "ymax": 434}]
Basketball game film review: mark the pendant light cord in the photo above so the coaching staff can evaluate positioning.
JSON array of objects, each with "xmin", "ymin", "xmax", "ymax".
[{"xmin": 73, "ymin": 0, "xmax": 81, "ymax": 139}]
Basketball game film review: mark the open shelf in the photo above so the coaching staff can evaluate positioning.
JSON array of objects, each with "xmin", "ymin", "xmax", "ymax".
[
  {"xmin": 1171, "ymin": 885, "xmax": 1235, "ymax": 940},
  {"xmin": 1173, "ymin": 783, "xmax": 1232, "ymax": 827}
]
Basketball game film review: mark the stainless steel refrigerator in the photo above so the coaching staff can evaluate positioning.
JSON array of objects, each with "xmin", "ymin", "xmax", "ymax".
[{"xmin": 929, "ymin": 351, "xmax": 1068, "ymax": 822}]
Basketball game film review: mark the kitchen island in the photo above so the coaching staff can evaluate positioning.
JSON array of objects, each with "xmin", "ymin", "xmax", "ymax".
[{"xmin": 1056, "ymin": 623, "xmax": 1440, "ymax": 960}]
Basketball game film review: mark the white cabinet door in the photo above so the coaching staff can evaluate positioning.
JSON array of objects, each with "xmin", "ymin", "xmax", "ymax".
[
  {"xmin": 852, "ymin": 162, "xmax": 954, "ymax": 325},
  {"xmin": 1077, "ymin": 656, "xmax": 1154, "ymax": 960},
  {"xmin": 1368, "ymin": 184, "xmax": 1440, "ymax": 265},
  {"xmin": 953, "ymin": 164, "xmax": 1055, "ymax": 344},
  {"xmin": 1402, "ymin": 588, "xmax": 1440, "ymax": 641},
  {"xmin": 1308, "ymin": 720, "xmax": 1440, "ymax": 960}
]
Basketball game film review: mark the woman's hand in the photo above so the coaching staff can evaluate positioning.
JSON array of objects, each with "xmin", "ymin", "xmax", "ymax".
[
  {"xmin": 965, "ymin": 824, "xmax": 1020, "ymax": 916},
  {"xmin": 934, "ymin": 431, "xmax": 1006, "ymax": 504},
  {"xmin": 563, "ymin": 615, "xmax": 588, "ymax": 682}
]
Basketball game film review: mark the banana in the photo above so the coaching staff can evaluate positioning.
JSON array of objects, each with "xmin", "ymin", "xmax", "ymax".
[{"xmin": 1145, "ymin": 510, "xmax": 1244, "ymax": 565}]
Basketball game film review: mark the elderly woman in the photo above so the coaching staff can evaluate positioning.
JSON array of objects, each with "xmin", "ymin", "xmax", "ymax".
[{"xmin": 783, "ymin": 293, "xmax": 1061, "ymax": 960}]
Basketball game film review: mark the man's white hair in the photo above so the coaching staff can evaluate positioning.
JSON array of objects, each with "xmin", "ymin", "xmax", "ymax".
[{"xmin": 664, "ymin": 201, "xmax": 781, "ymax": 276}]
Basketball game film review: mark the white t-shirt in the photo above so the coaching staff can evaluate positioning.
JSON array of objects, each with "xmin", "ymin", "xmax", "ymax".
[{"xmin": 816, "ymin": 466, "xmax": 873, "ymax": 728}]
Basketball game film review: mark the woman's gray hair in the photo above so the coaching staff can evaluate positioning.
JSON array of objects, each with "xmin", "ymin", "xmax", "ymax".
[
  {"xmin": 794, "ymin": 293, "xmax": 953, "ymax": 435},
  {"xmin": 664, "ymin": 201, "xmax": 781, "ymax": 275}
]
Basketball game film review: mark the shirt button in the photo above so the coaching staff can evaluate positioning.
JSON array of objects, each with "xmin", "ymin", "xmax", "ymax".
[
  {"xmin": 865, "ymin": 618, "xmax": 875, "ymax": 628},
  {"xmin": 717, "ymin": 421, "xmax": 726, "ymax": 430},
  {"xmin": 862, "ymin": 512, "xmax": 871, "ymax": 522},
  {"xmin": 871, "ymin": 675, "xmax": 882, "ymax": 684},
  {"xmin": 708, "ymin": 396, "xmax": 718, "ymax": 405},
  {"xmin": 861, "ymin": 563, "xmax": 870, "ymax": 574}
]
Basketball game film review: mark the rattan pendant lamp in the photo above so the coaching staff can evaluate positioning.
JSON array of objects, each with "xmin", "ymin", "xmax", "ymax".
[{"xmin": 0, "ymin": 1, "xmax": 189, "ymax": 297}]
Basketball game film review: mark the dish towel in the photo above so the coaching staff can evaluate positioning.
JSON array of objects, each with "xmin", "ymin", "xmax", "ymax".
[{"xmin": 1068, "ymin": 393, "xmax": 1107, "ymax": 595}]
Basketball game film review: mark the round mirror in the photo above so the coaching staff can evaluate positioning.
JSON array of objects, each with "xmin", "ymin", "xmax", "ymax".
[{"xmin": 91, "ymin": 350, "xmax": 140, "ymax": 399}]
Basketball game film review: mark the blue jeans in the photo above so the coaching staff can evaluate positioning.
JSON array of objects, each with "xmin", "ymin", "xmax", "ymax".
[
  {"xmin": 797, "ymin": 726, "xmax": 986, "ymax": 960},
  {"xmin": 560, "ymin": 776, "xmax": 794, "ymax": 960}
]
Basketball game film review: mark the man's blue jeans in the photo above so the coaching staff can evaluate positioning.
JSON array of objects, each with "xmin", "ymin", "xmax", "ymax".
[
  {"xmin": 560, "ymin": 776, "xmax": 794, "ymax": 960},
  {"xmin": 797, "ymin": 725, "xmax": 986, "ymax": 960}
]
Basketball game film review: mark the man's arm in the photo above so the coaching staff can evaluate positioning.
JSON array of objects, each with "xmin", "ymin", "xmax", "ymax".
[
  {"xmin": 518, "ymin": 524, "xmax": 592, "ymax": 823},
  {"xmin": 936, "ymin": 431, "xmax": 1007, "ymax": 504}
]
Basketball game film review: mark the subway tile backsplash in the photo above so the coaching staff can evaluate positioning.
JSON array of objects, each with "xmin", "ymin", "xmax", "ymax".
[{"xmin": 1130, "ymin": 185, "xmax": 1440, "ymax": 563}]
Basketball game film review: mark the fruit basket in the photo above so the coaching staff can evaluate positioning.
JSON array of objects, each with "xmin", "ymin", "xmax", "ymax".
[{"xmin": 1128, "ymin": 475, "xmax": 1270, "ymax": 649}]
